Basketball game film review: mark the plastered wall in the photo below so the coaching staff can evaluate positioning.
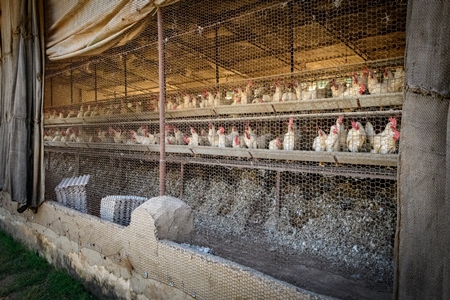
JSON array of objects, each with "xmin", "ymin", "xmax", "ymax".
[{"xmin": 0, "ymin": 192, "xmax": 329, "ymax": 300}]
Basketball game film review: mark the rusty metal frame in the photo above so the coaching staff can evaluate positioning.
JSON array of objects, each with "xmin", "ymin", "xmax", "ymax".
[{"xmin": 158, "ymin": 7, "xmax": 166, "ymax": 196}]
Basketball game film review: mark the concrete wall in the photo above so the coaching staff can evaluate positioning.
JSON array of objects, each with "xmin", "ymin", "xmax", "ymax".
[{"xmin": 0, "ymin": 192, "xmax": 329, "ymax": 300}]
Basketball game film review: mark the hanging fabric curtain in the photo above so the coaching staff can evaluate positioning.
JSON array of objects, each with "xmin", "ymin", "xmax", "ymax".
[
  {"xmin": 0, "ymin": 0, "xmax": 45, "ymax": 211},
  {"xmin": 45, "ymin": 0, "xmax": 179, "ymax": 61}
]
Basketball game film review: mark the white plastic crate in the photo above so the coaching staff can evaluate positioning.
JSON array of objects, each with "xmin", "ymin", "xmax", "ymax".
[
  {"xmin": 100, "ymin": 195, "xmax": 149, "ymax": 226},
  {"xmin": 54, "ymin": 175, "xmax": 90, "ymax": 213}
]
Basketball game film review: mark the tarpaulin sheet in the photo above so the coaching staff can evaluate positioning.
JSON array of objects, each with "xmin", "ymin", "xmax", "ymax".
[{"xmin": 45, "ymin": 0, "xmax": 179, "ymax": 60}]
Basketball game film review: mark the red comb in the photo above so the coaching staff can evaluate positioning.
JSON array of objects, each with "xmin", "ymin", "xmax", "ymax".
[
  {"xmin": 359, "ymin": 83, "xmax": 366, "ymax": 94},
  {"xmin": 389, "ymin": 116, "xmax": 397, "ymax": 128}
]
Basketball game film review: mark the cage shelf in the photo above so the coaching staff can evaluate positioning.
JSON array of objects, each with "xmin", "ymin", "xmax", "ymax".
[
  {"xmin": 44, "ymin": 111, "xmax": 161, "ymax": 125},
  {"xmin": 44, "ymin": 92, "xmax": 403, "ymax": 126},
  {"xmin": 44, "ymin": 147, "xmax": 397, "ymax": 180},
  {"xmin": 43, "ymin": 141, "xmax": 398, "ymax": 167},
  {"xmin": 43, "ymin": 110, "xmax": 403, "ymax": 131}
]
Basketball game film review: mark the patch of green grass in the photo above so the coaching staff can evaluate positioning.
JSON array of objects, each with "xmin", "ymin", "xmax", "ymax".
[{"xmin": 0, "ymin": 229, "xmax": 97, "ymax": 300}]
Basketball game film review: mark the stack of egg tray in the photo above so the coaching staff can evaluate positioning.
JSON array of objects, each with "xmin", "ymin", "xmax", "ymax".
[
  {"xmin": 100, "ymin": 195, "xmax": 149, "ymax": 226},
  {"xmin": 54, "ymin": 175, "xmax": 90, "ymax": 213}
]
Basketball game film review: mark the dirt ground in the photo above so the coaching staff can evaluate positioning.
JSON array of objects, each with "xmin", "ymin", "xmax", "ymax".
[{"xmin": 193, "ymin": 232, "xmax": 392, "ymax": 300}]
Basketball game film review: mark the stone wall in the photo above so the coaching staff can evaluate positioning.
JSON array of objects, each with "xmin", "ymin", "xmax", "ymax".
[{"xmin": 0, "ymin": 192, "xmax": 328, "ymax": 300}]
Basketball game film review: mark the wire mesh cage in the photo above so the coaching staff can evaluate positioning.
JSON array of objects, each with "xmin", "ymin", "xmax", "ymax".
[{"xmin": 43, "ymin": 0, "xmax": 407, "ymax": 297}]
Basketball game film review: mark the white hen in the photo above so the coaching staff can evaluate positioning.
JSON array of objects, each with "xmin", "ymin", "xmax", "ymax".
[
  {"xmin": 312, "ymin": 128, "xmax": 327, "ymax": 151},
  {"xmin": 213, "ymin": 89, "xmax": 226, "ymax": 106},
  {"xmin": 173, "ymin": 127, "xmax": 185, "ymax": 145},
  {"xmin": 164, "ymin": 125, "xmax": 176, "ymax": 145},
  {"xmin": 199, "ymin": 128, "xmax": 210, "ymax": 146},
  {"xmin": 281, "ymin": 82, "xmax": 298, "ymax": 101},
  {"xmin": 77, "ymin": 105, "xmax": 85, "ymax": 118},
  {"xmin": 184, "ymin": 127, "xmax": 199, "ymax": 146},
  {"xmin": 244, "ymin": 130, "xmax": 258, "ymax": 149},
  {"xmin": 243, "ymin": 122, "xmax": 258, "ymax": 149},
  {"xmin": 366, "ymin": 117, "xmax": 397, "ymax": 147},
  {"xmin": 204, "ymin": 90, "xmax": 215, "ymax": 107},
  {"xmin": 325, "ymin": 125, "xmax": 340, "ymax": 152},
  {"xmin": 252, "ymin": 85, "xmax": 272, "ymax": 103},
  {"xmin": 109, "ymin": 127, "xmax": 124, "ymax": 144},
  {"xmin": 226, "ymin": 126, "xmax": 240, "ymax": 144},
  {"xmin": 348, "ymin": 74, "xmax": 368, "ymax": 96},
  {"xmin": 208, "ymin": 123, "xmax": 219, "ymax": 147},
  {"xmin": 387, "ymin": 67, "xmax": 405, "ymax": 93},
  {"xmin": 272, "ymin": 80, "xmax": 283, "ymax": 102},
  {"xmin": 130, "ymin": 130, "xmax": 155, "ymax": 145},
  {"xmin": 367, "ymin": 69, "xmax": 388, "ymax": 94},
  {"xmin": 378, "ymin": 128, "xmax": 400, "ymax": 154},
  {"xmin": 268, "ymin": 137, "xmax": 281, "ymax": 150},
  {"xmin": 232, "ymin": 135, "xmax": 242, "ymax": 148},
  {"xmin": 136, "ymin": 125, "xmax": 149, "ymax": 136},
  {"xmin": 300, "ymin": 83, "xmax": 317, "ymax": 100},
  {"xmin": 330, "ymin": 79, "xmax": 348, "ymax": 98},
  {"xmin": 83, "ymin": 105, "xmax": 92, "ymax": 117},
  {"xmin": 243, "ymin": 81, "xmax": 254, "ymax": 104},
  {"xmin": 217, "ymin": 126, "xmax": 231, "ymax": 148},
  {"xmin": 231, "ymin": 88, "xmax": 243, "ymax": 105},
  {"xmin": 368, "ymin": 117, "xmax": 399, "ymax": 154},
  {"xmin": 346, "ymin": 121, "xmax": 366, "ymax": 152},
  {"xmin": 283, "ymin": 118, "xmax": 297, "ymax": 151}
]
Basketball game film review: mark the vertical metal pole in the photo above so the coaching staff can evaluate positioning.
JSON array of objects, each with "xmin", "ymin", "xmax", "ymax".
[
  {"xmin": 276, "ymin": 171, "xmax": 281, "ymax": 217},
  {"xmin": 75, "ymin": 155, "xmax": 80, "ymax": 176},
  {"xmin": 179, "ymin": 163, "xmax": 184, "ymax": 199},
  {"xmin": 289, "ymin": 2, "xmax": 294, "ymax": 74},
  {"xmin": 215, "ymin": 26, "xmax": 219, "ymax": 85},
  {"xmin": 119, "ymin": 157, "xmax": 125, "ymax": 193},
  {"xmin": 70, "ymin": 69, "xmax": 73, "ymax": 104},
  {"xmin": 50, "ymin": 77, "xmax": 53, "ymax": 107},
  {"xmin": 157, "ymin": 7, "xmax": 166, "ymax": 196},
  {"xmin": 124, "ymin": 54, "xmax": 128, "ymax": 102},
  {"xmin": 94, "ymin": 63, "xmax": 98, "ymax": 102}
]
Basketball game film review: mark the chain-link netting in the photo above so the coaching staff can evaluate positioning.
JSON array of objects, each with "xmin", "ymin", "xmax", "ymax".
[{"xmin": 43, "ymin": 0, "xmax": 407, "ymax": 297}]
